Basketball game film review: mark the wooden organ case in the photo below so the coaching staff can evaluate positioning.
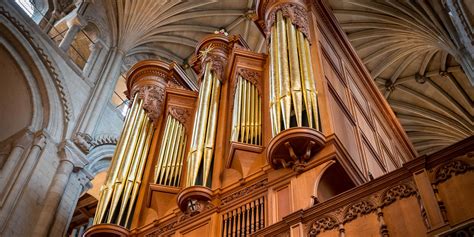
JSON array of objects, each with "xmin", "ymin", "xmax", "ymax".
[{"xmin": 85, "ymin": 0, "xmax": 474, "ymax": 236}]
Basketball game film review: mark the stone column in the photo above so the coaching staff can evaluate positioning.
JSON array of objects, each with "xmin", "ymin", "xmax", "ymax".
[
  {"xmin": 33, "ymin": 159, "xmax": 74, "ymax": 236},
  {"xmin": 42, "ymin": 10, "xmax": 61, "ymax": 34},
  {"xmin": 82, "ymin": 41, "xmax": 103, "ymax": 78},
  {"xmin": 74, "ymin": 48, "xmax": 123, "ymax": 137},
  {"xmin": 59, "ymin": 16, "xmax": 85, "ymax": 52},
  {"xmin": 32, "ymin": 141, "xmax": 88, "ymax": 237}
]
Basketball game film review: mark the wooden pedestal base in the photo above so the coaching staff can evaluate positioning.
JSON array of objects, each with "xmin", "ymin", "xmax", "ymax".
[
  {"xmin": 176, "ymin": 186, "xmax": 213, "ymax": 216},
  {"xmin": 267, "ymin": 127, "xmax": 326, "ymax": 172},
  {"xmin": 83, "ymin": 223, "xmax": 130, "ymax": 237}
]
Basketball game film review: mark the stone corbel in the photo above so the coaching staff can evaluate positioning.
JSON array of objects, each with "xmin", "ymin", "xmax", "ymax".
[{"xmin": 58, "ymin": 139, "xmax": 89, "ymax": 170}]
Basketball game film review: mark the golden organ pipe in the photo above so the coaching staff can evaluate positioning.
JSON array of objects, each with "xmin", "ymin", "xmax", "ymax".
[
  {"xmin": 236, "ymin": 78, "xmax": 243, "ymax": 142},
  {"xmin": 99, "ymin": 98, "xmax": 143, "ymax": 224},
  {"xmin": 250, "ymin": 83, "xmax": 255, "ymax": 144},
  {"xmin": 160, "ymin": 118, "xmax": 177, "ymax": 184},
  {"xmin": 176, "ymin": 135, "xmax": 186, "ymax": 186},
  {"xmin": 116, "ymin": 114, "xmax": 148, "ymax": 224},
  {"xmin": 297, "ymin": 30, "xmax": 313, "ymax": 128},
  {"xmin": 269, "ymin": 33, "xmax": 278, "ymax": 137},
  {"xmin": 277, "ymin": 11, "xmax": 291, "ymax": 129},
  {"xmin": 187, "ymin": 64, "xmax": 210, "ymax": 186},
  {"xmin": 246, "ymin": 80, "xmax": 251, "ymax": 143},
  {"xmin": 304, "ymin": 35, "xmax": 320, "ymax": 130},
  {"xmin": 189, "ymin": 63, "xmax": 213, "ymax": 186},
  {"xmin": 202, "ymin": 74, "xmax": 221, "ymax": 186},
  {"xmin": 155, "ymin": 116, "xmax": 171, "ymax": 183},
  {"xmin": 108, "ymin": 106, "xmax": 146, "ymax": 223},
  {"xmin": 258, "ymin": 96, "xmax": 262, "ymax": 145},
  {"xmin": 163, "ymin": 119, "xmax": 179, "ymax": 185},
  {"xmin": 196, "ymin": 65, "xmax": 215, "ymax": 172},
  {"xmin": 167, "ymin": 122, "xmax": 182, "ymax": 186},
  {"xmin": 266, "ymin": 10, "xmax": 321, "ymax": 136},
  {"xmin": 272, "ymin": 25, "xmax": 281, "ymax": 135},
  {"xmin": 287, "ymin": 18, "xmax": 303, "ymax": 127},
  {"xmin": 125, "ymin": 119, "xmax": 153, "ymax": 226},
  {"xmin": 231, "ymin": 78, "xmax": 241, "ymax": 141},
  {"xmin": 94, "ymin": 95, "xmax": 140, "ymax": 224},
  {"xmin": 240, "ymin": 78, "xmax": 247, "ymax": 143},
  {"xmin": 154, "ymin": 116, "xmax": 170, "ymax": 183}
]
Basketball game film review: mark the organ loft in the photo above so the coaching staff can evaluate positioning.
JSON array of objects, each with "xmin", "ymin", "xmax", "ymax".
[
  {"xmin": 0, "ymin": 0, "xmax": 472, "ymax": 236},
  {"xmin": 82, "ymin": 0, "xmax": 474, "ymax": 236}
]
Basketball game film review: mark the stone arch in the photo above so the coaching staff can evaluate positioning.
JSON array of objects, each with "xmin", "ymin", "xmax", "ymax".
[
  {"xmin": 0, "ymin": 11, "xmax": 71, "ymax": 140},
  {"xmin": 0, "ymin": 13, "xmax": 69, "ymax": 234},
  {"xmin": 86, "ymin": 144, "xmax": 115, "ymax": 177}
]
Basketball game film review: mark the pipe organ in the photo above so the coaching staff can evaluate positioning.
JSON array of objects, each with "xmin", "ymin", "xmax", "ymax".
[
  {"xmin": 86, "ymin": 0, "xmax": 426, "ymax": 236},
  {"xmin": 268, "ymin": 5, "xmax": 320, "ymax": 135},
  {"xmin": 154, "ymin": 114, "xmax": 187, "ymax": 187},
  {"xmin": 185, "ymin": 60, "xmax": 222, "ymax": 188},
  {"xmin": 231, "ymin": 75, "xmax": 262, "ymax": 146},
  {"xmin": 93, "ymin": 93, "xmax": 156, "ymax": 227}
]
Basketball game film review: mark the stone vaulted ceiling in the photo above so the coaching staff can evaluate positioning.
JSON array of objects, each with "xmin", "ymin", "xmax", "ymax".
[
  {"xmin": 328, "ymin": 0, "xmax": 473, "ymax": 155},
  {"xmin": 98, "ymin": 0, "xmax": 472, "ymax": 156},
  {"xmin": 99, "ymin": 0, "xmax": 265, "ymax": 79}
]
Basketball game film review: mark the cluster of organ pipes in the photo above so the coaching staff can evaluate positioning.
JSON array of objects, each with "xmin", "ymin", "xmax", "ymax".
[
  {"xmin": 186, "ymin": 61, "xmax": 221, "ymax": 187},
  {"xmin": 154, "ymin": 115, "xmax": 187, "ymax": 187},
  {"xmin": 221, "ymin": 197, "xmax": 265, "ymax": 237},
  {"xmin": 93, "ymin": 94, "xmax": 154, "ymax": 227},
  {"xmin": 231, "ymin": 76, "xmax": 262, "ymax": 146},
  {"xmin": 269, "ymin": 11, "xmax": 320, "ymax": 137}
]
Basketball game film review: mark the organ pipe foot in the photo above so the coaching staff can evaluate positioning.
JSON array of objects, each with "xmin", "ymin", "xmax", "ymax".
[
  {"xmin": 176, "ymin": 186, "xmax": 213, "ymax": 216},
  {"xmin": 267, "ymin": 127, "xmax": 325, "ymax": 171}
]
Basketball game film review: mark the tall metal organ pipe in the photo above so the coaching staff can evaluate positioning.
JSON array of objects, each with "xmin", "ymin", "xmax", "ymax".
[
  {"xmin": 93, "ymin": 94, "xmax": 155, "ymax": 227},
  {"xmin": 268, "ymin": 5, "xmax": 320, "ymax": 137}
]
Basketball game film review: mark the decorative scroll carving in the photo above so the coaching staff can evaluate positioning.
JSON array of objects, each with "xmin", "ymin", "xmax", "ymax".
[
  {"xmin": 136, "ymin": 85, "xmax": 166, "ymax": 121},
  {"xmin": 266, "ymin": 3, "xmax": 311, "ymax": 41},
  {"xmin": 308, "ymin": 216, "xmax": 338, "ymax": 237},
  {"xmin": 381, "ymin": 183, "xmax": 417, "ymax": 207},
  {"xmin": 169, "ymin": 107, "xmax": 192, "ymax": 125},
  {"xmin": 221, "ymin": 179, "xmax": 268, "ymax": 205},
  {"xmin": 433, "ymin": 159, "xmax": 473, "ymax": 184},
  {"xmin": 236, "ymin": 68, "xmax": 262, "ymax": 95},
  {"xmin": 167, "ymin": 80, "xmax": 185, "ymax": 89},
  {"xmin": 343, "ymin": 200, "xmax": 375, "ymax": 223},
  {"xmin": 146, "ymin": 221, "xmax": 178, "ymax": 237}
]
